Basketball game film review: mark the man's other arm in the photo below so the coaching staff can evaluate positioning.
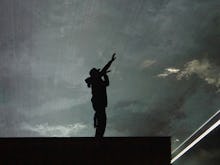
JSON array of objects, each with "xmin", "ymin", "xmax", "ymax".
[{"xmin": 103, "ymin": 74, "xmax": 109, "ymax": 86}]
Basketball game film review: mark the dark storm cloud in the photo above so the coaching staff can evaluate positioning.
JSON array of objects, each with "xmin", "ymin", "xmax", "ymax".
[
  {"xmin": 0, "ymin": 2, "xmax": 219, "ymax": 160},
  {"xmin": 108, "ymin": 78, "xmax": 198, "ymax": 136}
]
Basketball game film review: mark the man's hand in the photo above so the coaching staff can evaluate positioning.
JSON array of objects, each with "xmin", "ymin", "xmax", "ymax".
[{"xmin": 111, "ymin": 53, "xmax": 116, "ymax": 61}]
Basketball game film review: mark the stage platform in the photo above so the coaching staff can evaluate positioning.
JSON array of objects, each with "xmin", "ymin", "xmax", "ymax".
[{"xmin": 0, "ymin": 137, "xmax": 170, "ymax": 165}]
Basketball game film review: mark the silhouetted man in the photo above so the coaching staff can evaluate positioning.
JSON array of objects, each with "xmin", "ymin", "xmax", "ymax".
[{"xmin": 85, "ymin": 53, "xmax": 116, "ymax": 137}]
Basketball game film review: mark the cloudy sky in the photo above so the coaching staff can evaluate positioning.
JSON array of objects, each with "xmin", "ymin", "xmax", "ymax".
[{"xmin": 0, "ymin": 0, "xmax": 219, "ymax": 163}]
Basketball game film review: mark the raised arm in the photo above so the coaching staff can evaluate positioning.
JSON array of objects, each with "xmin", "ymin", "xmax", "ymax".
[{"xmin": 100, "ymin": 53, "xmax": 116, "ymax": 76}]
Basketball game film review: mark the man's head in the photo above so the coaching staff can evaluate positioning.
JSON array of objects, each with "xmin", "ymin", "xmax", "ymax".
[{"xmin": 89, "ymin": 68, "xmax": 100, "ymax": 78}]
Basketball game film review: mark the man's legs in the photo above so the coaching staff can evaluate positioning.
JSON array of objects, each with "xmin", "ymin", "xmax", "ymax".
[
  {"xmin": 95, "ymin": 110, "xmax": 106, "ymax": 138},
  {"xmin": 94, "ymin": 113, "xmax": 98, "ymax": 128}
]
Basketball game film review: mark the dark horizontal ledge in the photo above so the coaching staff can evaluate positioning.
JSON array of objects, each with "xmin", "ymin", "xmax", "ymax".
[{"xmin": 0, "ymin": 137, "xmax": 171, "ymax": 165}]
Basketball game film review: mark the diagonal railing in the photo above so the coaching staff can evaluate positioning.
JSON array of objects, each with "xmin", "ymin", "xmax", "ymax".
[{"xmin": 171, "ymin": 110, "xmax": 220, "ymax": 164}]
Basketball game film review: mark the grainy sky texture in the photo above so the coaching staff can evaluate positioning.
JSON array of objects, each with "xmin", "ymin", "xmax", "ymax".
[{"xmin": 0, "ymin": 0, "xmax": 220, "ymax": 163}]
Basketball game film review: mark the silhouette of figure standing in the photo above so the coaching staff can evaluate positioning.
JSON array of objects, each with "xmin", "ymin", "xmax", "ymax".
[{"xmin": 85, "ymin": 53, "xmax": 116, "ymax": 137}]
